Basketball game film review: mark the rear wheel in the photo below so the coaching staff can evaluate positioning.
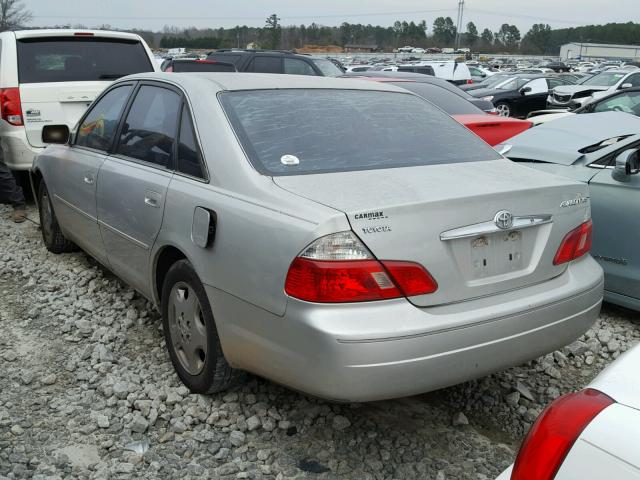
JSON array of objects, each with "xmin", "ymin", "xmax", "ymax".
[
  {"xmin": 38, "ymin": 179, "xmax": 76, "ymax": 254},
  {"xmin": 161, "ymin": 260, "xmax": 242, "ymax": 394},
  {"xmin": 495, "ymin": 101, "xmax": 512, "ymax": 117}
]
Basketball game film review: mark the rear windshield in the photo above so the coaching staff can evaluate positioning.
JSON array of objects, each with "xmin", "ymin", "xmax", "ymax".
[
  {"xmin": 208, "ymin": 53, "xmax": 243, "ymax": 65},
  {"xmin": 220, "ymin": 89, "xmax": 500, "ymax": 176},
  {"xmin": 17, "ymin": 37, "xmax": 153, "ymax": 83},
  {"xmin": 171, "ymin": 61, "xmax": 235, "ymax": 72},
  {"xmin": 311, "ymin": 58, "xmax": 344, "ymax": 76},
  {"xmin": 391, "ymin": 82, "xmax": 482, "ymax": 115}
]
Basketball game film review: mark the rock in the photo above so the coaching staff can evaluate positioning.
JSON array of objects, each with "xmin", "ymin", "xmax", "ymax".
[
  {"xmin": 229, "ymin": 430, "xmax": 246, "ymax": 447},
  {"xmin": 452, "ymin": 412, "xmax": 469, "ymax": 426},
  {"xmin": 332, "ymin": 415, "xmax": 351, "ymax": 431},
  {"xmin": 41, "ymin": 374, "xmax": 57, "ymax": 385},
  {"xmin": 544, "ymin": 366, "xmax": 562, "ymax": 380},
  {"xmin": 96, "ymin": 415, "xmax": 109, "ymax": 429},
  {"xmin": 505, "ymin": 391, "xmax": 520, "ymax": 407},
  {"xmin": 112, "ymin": 382, "xmax": 129, "ymax": 399},
  {"xmin": 516, "ymin": 381, "xmax": 535, "ymax": 401},
  {"xmin": 246, "ymin": 415, "xmax": 261, "ymax": 431},
  {"xmin": 10, "ymin": 425, "xmax": 24, "ymax": 435},
  {"xmin": 130, "ymin": 415, "xmax": 149, "ymax": 433}
]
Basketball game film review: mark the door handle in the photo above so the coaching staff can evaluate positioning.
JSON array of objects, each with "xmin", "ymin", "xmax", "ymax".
[{"xmin": 144, "ymin": 190, "xmax": 161, "ymax": 208}]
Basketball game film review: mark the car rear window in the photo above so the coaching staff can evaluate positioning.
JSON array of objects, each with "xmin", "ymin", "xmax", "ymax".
[
  {"xmin": 311, "ymin": 58, "xmax": 344, "ymax": 76},
  {"xmin": 220, "ymin": 89, "xmax": 500, "ymax": 176},
  {"xmin": 391, "ymin": 82, "xmax": 483, "ymax": 115},
  {"xmin": 17, "ymin": 37, "xmax": 153, "ymax": 83},
  {"xmin": 171, "ymin": 61, "xmax": 235, "ymax": 72}
]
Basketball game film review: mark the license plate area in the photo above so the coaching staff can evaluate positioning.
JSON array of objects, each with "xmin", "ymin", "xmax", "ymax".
[{"xmin": 470, "ymin": 230, "xmax": 523, "ymax": 279}]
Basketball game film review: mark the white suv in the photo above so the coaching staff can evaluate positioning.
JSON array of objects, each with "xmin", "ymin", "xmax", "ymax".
[{"xmin": 0, "ymin": 29, "xmax": 158, "ymax": 170}]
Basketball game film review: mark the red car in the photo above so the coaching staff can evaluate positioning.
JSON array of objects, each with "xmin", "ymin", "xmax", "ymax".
[{"xmin": 349, "ymin": 75, "xmax": 532, "ymax": 146}]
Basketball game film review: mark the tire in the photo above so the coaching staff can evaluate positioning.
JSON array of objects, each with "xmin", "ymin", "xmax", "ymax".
[
  {"xmin": 161, "ymin": 259, "xmax": 241, "ymax": 394},
  {"xmin": 38, "ymin": 179, "xmax": 76, "ymax": 254},
  {"xmin": 495, "ymin": 101, "xmax": 512, "ymax": 117}
]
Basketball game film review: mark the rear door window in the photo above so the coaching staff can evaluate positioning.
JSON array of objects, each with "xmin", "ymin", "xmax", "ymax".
[
  {"xmin": 220, "ymin": 89, "xmax": 500, "ymax": 176},
  {"xmin": 116, "ymin": 85, "xmax": 181, "ymax": 168},
  {"xmin": 76, "ymin": 84, "xmax": 133, "ymax": 152},
  {"xmin": 248, "ymin": 56, "xmax": 282, "ymax": 73},
  {"xmin": 17, "ymin": 37, "xmax": 153, "ymax": 83},
  {"xmin": 284, "ymin": 58, "xmax": 316, "ymax": 76}
]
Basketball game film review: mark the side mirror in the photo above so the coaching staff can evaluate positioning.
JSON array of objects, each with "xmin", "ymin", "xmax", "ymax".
[
  {"xmin": 620, "ymin": 83, "xmax": 633, "ymax": 89},
  {"xmin": 612, "ymin": 148, "xmax": 640, "ymax": 182},
  {"xmin": 520, "ymin": 86, "xmax": 532, "ymax": 95},
  {"xmin": 42, "ymin": 124, "xmax": 70, "ymax": 144}
]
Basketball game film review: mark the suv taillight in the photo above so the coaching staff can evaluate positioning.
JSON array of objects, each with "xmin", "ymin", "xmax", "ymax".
[
  {"xmin": 284, "ymin": 231, "xmax": 437, "ymax": 303},
  {"xmin": 553, "ymin": 220, "xmax": 592, "ymax": 265},
  {"xmin": 511, "ymin": 388, "xmax": 614, "ymax": 480},
  {"xmin": 0, "ymin": 88, "xmax": 23, "ymax": 126}
]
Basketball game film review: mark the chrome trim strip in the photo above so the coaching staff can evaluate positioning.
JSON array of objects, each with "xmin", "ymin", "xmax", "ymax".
[
  {"xmin": 440, "ymin": 215, "xmax": 553, "ymax": 241},
  {"xmin": 53, "ymin": 194, "xmax": 96, "ymax": 222},
  {"xmin": 98, "ymin": 220, "xmax": 149, "ymax": 250}
]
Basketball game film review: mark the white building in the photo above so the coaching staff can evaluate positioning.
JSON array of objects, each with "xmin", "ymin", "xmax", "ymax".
[{"xmin": 560, "ymin": 42, "xmax": 640, "ymax": 61}]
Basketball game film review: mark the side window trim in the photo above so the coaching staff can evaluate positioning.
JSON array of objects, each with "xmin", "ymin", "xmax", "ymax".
[
  {"xmin": 175, "ymin": 101, "xmax": 209, "ymax": 183},
  {"xmin": 73, "ymin": 81, "xmax": 137, "ymax": 154},
  {"xmin": 111, "ymin": 80, "xmax": 183, "ymax": 171}
]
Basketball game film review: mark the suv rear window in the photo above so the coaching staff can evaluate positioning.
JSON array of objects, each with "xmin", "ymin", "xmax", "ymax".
[
  {"xmin": 220, "ymin": 89, "xmax": 500, "ymax": 176},
  {"xmin": 17, "ymin": 37, "xmax": 153, "ymax": 83}
]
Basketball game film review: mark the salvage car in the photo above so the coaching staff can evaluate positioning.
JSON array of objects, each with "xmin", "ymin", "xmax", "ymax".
[
  {"xmin": 503, "ymin": 112, "xmax": 640, "ymax": 311},
  {"xmin": 470, "ymin": 75, "xmax": 576, "ymax": 117},
  {"xmin": 33, "ymin": 73, "xmax": 603, "ymax": 401},
  {"xmin": 497, "ymin": 343, "xmax": 640, "ymax": 480},
  {"xmin": 548, "ymin": 69, "xmax": 640, "ymax": 110}
]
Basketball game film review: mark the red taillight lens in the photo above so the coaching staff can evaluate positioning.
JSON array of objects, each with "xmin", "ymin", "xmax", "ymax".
[
  {"xmin": 381, "ymin": 261, "xmax": 438, "ymax": 296},
  {"xmin": 285, "ymin": 258, "xmax": 437, "ymax": 303},
  {"xmin": 511, "ymin": 388, "xmax": 614, "ymax": 480},
  {"xmin": 0, "ymin": 88, "xmax": 23, "ymax": 126},
  {"xmin": 467, "ymin": 79, "xmax": 474, "ymax": 84},
  {"xmin": 553, "ymin": 220, "xmax": 592, "ymax": 265}
]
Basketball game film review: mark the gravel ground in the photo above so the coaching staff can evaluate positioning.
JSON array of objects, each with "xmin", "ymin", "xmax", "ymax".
[{"xmin": 0, "ymin": 204, "xmax": 638, "ymax": 480}]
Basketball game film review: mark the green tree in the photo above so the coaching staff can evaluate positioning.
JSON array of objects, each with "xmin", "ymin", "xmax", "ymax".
[
  {"xmin": 495, "ymin": 24, "xmax": 520, "ymax": 51},
  {"xmin": 464, "ymin": 21, "xmax": 478, "ymax": 47},
  {"xmin": 433, "ymin": 16, "xmax": 456, "ymax": 45},
  {"xmin": 0, "ymin": 0, "xmax": 31, "ymax": 31},
  {"xmin": 521, "ymin": 23, "xmax": 552, "ymax": 54},
  {"xmin": 264, "ymin": 13, "xmax": 281, "ymax": 49}
]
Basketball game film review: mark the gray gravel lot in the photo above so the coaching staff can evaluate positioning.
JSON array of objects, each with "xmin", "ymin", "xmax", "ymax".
[{"xmin": 0, "ymin": 205, "xmax": 638, "ymax": 480}]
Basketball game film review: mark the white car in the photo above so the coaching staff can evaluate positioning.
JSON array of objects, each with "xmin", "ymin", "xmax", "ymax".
[
  {"xmin": 497, "ymin": 342, "xmax": 640, "ymax": 480},
  {"xmin": 0, "ymin": 29, "xmax": 158, "ymax": 171}
]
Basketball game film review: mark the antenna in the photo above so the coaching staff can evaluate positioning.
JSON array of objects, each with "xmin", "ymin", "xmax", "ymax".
[{"xmin": 455, "ymin": 0, "xmax": 465, "ymax": 49}]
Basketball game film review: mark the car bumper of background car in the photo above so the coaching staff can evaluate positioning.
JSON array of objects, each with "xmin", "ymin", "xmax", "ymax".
[
  {"xmin": 0, "ymin": 129, "xmax": 42, "ymax": 170},
  {"xmin": 206, "ymin": 256, "xmax": 603, "ymax": 402},
  {"xmin": 547, "ymin": 96, "xmax": 587, "ymax": 111}
]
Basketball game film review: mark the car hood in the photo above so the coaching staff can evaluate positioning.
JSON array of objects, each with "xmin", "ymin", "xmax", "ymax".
[
  {"xmin": 590, "ymin": 343, "xmax": 640, "ymax": 412},
  {"xmin": 553, "ymin": 85, "xmax": 609, "ymax": 95},
  {"xmin": 505, "ymin": 111, "xmax": 640, "ymax": 165}
]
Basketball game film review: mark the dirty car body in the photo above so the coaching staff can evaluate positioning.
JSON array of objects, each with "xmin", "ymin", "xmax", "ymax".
[{"xmin": 33, "ymin": 73, "xmax": 603, "ymax": 401}]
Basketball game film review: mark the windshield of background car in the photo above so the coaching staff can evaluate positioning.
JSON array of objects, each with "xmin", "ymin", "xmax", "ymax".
[
  {"xmin": 220, "ymin": 89, "xmax": 500, "ymax": 176},
  {"xmin": 583, "ymin": 72, "xmax": 626, "ymax": 87},
  {"xmin": 391, "ymin": 82, "xmax": 483, "ymax": 115},
  {"xmin": 592, "ymin": 91, "xmax": 640, "ymax": 115},
  {"xmin": 496, "ymin": 77, "xmax": 529, "ymax": 90},
  {"xmin": 17, "ymin": 37, "xmax": 153, "ymax": 83},
  {"xmin": 311, "ymin": 59, "xmax": 344, "ymax": 76}
]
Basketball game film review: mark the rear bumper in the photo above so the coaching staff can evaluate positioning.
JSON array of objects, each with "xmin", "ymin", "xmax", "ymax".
[
  {"xmin": 0, "ymin": 128, "xmax": 42, "ymax": 170},
  {"xmin": 207, "ymin": 256, "xmax": 603, "ymax": 402}
]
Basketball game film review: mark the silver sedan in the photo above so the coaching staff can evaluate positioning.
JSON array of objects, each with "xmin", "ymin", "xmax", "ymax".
[{"xmin": 33, "ymin": 73, "xmax": 604, "ymax": 401}]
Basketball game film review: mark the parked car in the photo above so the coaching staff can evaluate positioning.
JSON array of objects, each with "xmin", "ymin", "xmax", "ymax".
[
  {"xmin": 503, "ymin": 112, "xmax": 640, "ymax": 310},
  {"xmin": 459, "ymin": 73, "xmax": 513, "ymax": 92},
  {"xmin": 470, "ymin": 75, "xmax": 576, "ymax": 117},
  {"xmin": 541, "ymin": 61, "xmax": 571, "ymax": 72},
  {"xmin": 344, "ymin": 65, "xmax": 372, "ymax": 73},
  {"xmin": 528, "ymin": 86, "xmax": 640, "ymax": 125},
  {"xmin": 548, "ymin": 69, "xmax": 640, "ymax": 110},
  {"xmin": 368, "ymin": 64, "xmax": 435, "ymax": 76},
  {"xmin": 468, "ymin": 65, "xmax": 498, "ymax": 83},
  {"xmin": 161, "ymin": 58, "xmax": 237, "ymax": 73},
  {"xmin": 347, "ymin": 75, "xmax": 532, "ymax": 146},
  {"xmin": 497, "ymin": 343, "xmax": 640, "ymax": 480},
  {"xmin": 0, "ymin": 29, "xmax": 158, "ymax": 171},
  {"xmin": 206, "ymin": 49, "xmax": 344, "ymax": 76},
  {"xmin": 33, "ymin": 72, "xmax": 602, "ymax": 401},
  {"xmin": 342, "ymin": 71, "xmax": 496, "ymax": 113}
]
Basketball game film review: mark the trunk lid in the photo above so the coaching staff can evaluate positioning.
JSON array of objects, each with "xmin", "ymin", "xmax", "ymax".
[
  {"xmin": 274, "ymin": 159, "xmax": 590, "ymax": 307},
  {"xmin": 20, "ymin": 81, "xmax": 109, "ymax": 148}
]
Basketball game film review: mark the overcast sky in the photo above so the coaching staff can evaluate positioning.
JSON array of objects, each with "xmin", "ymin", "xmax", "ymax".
[{"xmin": 22, "ymin": 0, "xmax": 640, "ymax": 33}]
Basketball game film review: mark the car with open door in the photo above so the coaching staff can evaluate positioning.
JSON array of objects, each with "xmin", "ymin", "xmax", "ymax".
[
  {"xmin": 470, "ymin": 75, "xmax": 577, "ymax": 118},
  {"xmin": 33, "ymin": 73, "xmax": 603, "ymax": 402},
  {"xmin": 503, "ymin": 111, "xmax": 640, "ymax": 310}
]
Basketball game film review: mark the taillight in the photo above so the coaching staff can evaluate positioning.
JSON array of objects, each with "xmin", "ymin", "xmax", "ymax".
[
  {"xmin": 0, "ymin": 88, "xmax": 23, "ymax": 126},
  {"xmin": 284, "ymin": 231, "xmax": 437, "ymax": 303},
  {"xmin": 467, "ymin": 79, "xmax": 474, "ymax": 84},
  {"xmin": 553, "ymin": 220, "xmax": 592, "ymax": 265},
  {"xmin": 511, "ymin": 388, "xmax": 614, "ymax": 480}
]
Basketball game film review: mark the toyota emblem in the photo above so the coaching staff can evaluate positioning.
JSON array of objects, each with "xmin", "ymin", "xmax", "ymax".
[{"xmin": 494, "ymin": 210, "xmax": 514, "ymax": 230}]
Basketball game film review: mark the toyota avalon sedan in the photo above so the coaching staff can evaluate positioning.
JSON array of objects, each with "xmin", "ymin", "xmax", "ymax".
[{"xmin": 33, "ymin": 73, "xmax": 603, "ymax": 401}]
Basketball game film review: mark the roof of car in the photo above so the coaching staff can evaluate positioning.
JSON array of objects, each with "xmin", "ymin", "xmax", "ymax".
[
  {"xmin": 506, "ymin": 112, "xmax": 640, "ymax": 165},
  {"xmin": 118, "ymin": 72, "xmax": 407, "ymax": 93},
  {"xmin": 6, "ymin": 29, "xmax": 144, "ymax": 41}
]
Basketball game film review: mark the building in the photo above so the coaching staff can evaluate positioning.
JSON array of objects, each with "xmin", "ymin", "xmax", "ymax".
[
  {"xmin": 344, "ymin": 44, "xmax": 379, "ymax": 53},
  {"xmin": 560, "ymin": 42, "xmax": 640, "ymax": 61}
]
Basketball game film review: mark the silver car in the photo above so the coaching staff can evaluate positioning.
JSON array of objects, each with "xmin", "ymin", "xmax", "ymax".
[{"xmin": 33, "ymin": 73, "xmax": 604, "ymax": 402}]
